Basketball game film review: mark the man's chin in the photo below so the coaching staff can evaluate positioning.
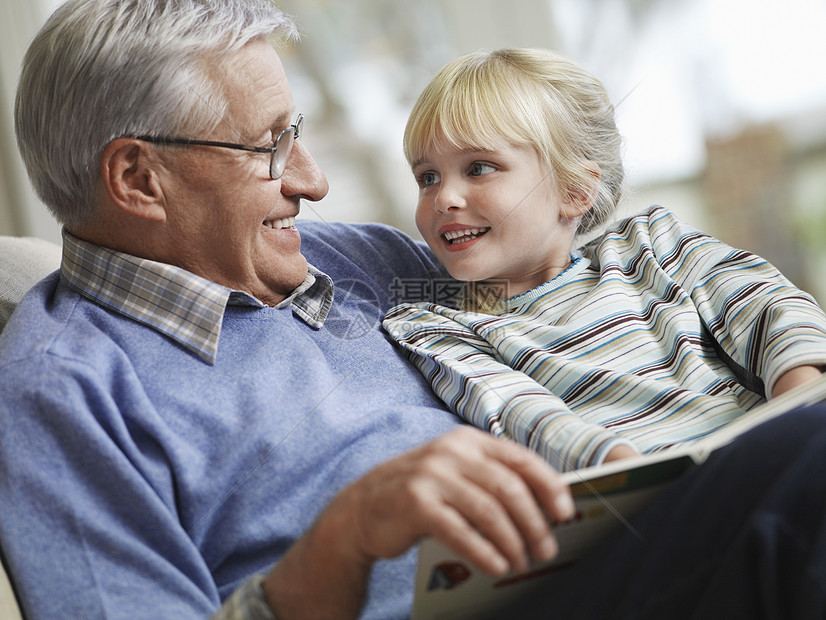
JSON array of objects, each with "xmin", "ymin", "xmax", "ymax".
[{"xmin": 268, "ymin": 255, "xmax": 310, "ymax": 300}]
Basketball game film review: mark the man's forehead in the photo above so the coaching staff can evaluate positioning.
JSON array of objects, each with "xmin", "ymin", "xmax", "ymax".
[{"xmin": 214, "ymin": 41, "xmax": 295, "ymax": 135}]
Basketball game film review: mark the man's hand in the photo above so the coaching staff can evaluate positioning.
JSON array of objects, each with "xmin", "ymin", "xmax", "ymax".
[
  {"xmin": 344, "ymin": 426, "xmax": 575, "ymax": 575},
  {"xmin": 263, "ymin": 427, "xmax": 574, "ymax": 619}
]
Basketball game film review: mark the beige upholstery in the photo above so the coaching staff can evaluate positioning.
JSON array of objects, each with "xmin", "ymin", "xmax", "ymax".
[
  {"xmin": 0, "ymin": 235, "xmax": 62, "ymax": 333},
  {"xmin": 0, "ymin": 565, "xmax": 22, "ymax": 620},
  {"xmin": 0, "ymin": 235, "xmax": 62, "ymax": 619}
]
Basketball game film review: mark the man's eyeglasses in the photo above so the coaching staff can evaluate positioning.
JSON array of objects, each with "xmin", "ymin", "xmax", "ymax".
[{"xmin": 133, "ymin": 114, "xmax": 303, "ymax": 180}]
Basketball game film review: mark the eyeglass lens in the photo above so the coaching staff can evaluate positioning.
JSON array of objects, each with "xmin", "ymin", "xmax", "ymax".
[{"xmin": 270, "ymin": 115, "xmax": 303, "ymax": 179}]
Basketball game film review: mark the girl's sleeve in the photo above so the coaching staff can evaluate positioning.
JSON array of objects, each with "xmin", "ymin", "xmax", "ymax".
[
  {"xmin": 647, "ymin": 206, "xmax": 826, "ymax": 397},
  {"xmin": 383, "ymin": 304, "xmax": 635, "ymax": 471}
]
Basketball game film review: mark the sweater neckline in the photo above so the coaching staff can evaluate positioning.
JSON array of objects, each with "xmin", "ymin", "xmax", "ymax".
[{"xmin": 504, "ymin": 254, "xmax": 591, "ymax": 311}]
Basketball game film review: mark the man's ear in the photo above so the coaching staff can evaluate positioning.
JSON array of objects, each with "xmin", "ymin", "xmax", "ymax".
[
  {"xmin": 561, "ymin": 162, "xmax": 601, "ymax": 219},
  {"xmin": 100, "ymin": 138, "xmax": 167, "ymax": 222}
]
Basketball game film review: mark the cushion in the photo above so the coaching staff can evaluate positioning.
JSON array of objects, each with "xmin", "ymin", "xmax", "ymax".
[
  {"xmin": 0, "ymin": 236, "xmax": 62, "ymax": 333},
  {"xmin": 0, "ymin": 559, "xmax": 21, "ymax": 620},
  {"xmin": 0, "ymin": 236, "xmax": 58, "ymax": 618}
]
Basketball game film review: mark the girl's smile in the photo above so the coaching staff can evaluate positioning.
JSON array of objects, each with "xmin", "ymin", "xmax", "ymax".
[{"xmin": 439, "ymin": 224, "xmax": 492, "ymax": 249}]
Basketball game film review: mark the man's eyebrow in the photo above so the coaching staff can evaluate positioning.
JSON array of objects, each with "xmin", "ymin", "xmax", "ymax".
[
  {"xmin": 271, "ymin": 110, "xmax": 294, "ymax": 131},
  {"xmin": 249, "ymin": 111, "xmax": 292, "ymax": 144}
]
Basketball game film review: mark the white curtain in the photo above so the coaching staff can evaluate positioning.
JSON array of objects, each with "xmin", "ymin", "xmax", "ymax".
[{"xmin": 0, "ymin": 0, "xmax": 61, "ymax": 242}]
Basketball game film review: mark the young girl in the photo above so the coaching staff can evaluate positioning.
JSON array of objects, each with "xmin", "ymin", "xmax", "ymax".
[{"xmin": 382, "ymin": 48, "xmax": 826, "ymax": 472}]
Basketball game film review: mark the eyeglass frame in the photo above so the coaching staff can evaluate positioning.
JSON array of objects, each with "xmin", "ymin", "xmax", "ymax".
[{"xmin": 131, "ymin": 114, "xmax": 303, "ymax": 180}]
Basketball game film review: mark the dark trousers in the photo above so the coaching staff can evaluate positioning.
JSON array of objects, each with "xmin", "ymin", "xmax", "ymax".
[{"xmin": 531, "ymin": 403, "xmax": 826, "ymax": 619}]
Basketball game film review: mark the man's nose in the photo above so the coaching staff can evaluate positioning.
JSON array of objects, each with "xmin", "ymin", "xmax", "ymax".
[{"xmin": 278, "ymin": 141, "xmax": 329, "ymax": 202}]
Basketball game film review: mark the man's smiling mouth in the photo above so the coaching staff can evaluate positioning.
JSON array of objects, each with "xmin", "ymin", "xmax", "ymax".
[
  {"xmin": 442, "ymin": 227, "xmax": 491, "ymax": 244},
  {"xmin": 263, "ymin": 216, "xmax": 296, "ymax": 230}
]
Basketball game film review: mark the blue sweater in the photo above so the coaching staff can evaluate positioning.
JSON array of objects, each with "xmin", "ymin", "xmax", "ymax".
[{"xmin": 0, "ymin": 221, "xmax": 462, "ymax": 619}]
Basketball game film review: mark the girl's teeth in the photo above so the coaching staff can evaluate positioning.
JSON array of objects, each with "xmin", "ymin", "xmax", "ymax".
[{"xmin": 443, "ymin": 227, "xmax": 490, "ymax": 243}]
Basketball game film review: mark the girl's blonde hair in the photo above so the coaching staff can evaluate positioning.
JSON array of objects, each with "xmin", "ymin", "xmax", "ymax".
[{"xmin": 404, "ymin": 48, "xmax": 624, "ymax": 235}]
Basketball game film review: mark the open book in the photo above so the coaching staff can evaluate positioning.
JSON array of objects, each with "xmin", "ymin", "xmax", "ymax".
[{"xmin": 412, "ymin": 374, "xmax": 826, "ymax": 619}]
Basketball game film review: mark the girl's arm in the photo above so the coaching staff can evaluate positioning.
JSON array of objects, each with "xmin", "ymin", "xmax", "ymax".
[
  {"xmin": 645, "ymin": 207, "xmax": 826, "ymax": 397},
  {"xmin": 383, "ymin": 304, "xmax": 636, "ymax": 471}
]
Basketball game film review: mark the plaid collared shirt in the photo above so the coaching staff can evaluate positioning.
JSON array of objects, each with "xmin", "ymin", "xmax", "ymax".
[{"xmin": 60, "ymin": 230, "xmax": 333, "ymax": 365}]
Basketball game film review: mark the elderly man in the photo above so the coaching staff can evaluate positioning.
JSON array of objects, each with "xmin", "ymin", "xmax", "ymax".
[
  {"xmin": 2, "ymin": 1, "xmax": 826, "ymax": 619},
  {"xmin": 0, "ymin": 1, "xmax": 574, "ymax": 618}
]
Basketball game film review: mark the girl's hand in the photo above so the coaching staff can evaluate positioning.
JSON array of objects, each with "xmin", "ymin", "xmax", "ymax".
[
  {"xmin": 604, "ymin": 444, "xmax": 640, "ymax": 463},
  {"xmin": 772, "ymin": 365, "xmax": 824, "ymax": 398}
]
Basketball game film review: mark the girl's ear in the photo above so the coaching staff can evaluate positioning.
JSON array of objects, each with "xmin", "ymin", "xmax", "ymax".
[
  {"xmin": 100, "ymin": 138, "xmax": 167, "ymax": 222},
  {"xmin": 561, "ymin": 162, "xmax": 601, "ymax": 219}
]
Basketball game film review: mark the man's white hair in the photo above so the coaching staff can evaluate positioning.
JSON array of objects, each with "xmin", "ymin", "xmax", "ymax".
[{"xmin": 15, "ymin": 0, "xmax": 298, "ymax": 229}]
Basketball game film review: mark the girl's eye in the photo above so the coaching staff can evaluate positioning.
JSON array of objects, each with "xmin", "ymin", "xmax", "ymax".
[
  {"xmin": 417, "ymin": 171, "xmax": 440, "ymax": 187},
  {"xmin": 468, "ymin": 162, "xmax": 496, "ymax": 177}
]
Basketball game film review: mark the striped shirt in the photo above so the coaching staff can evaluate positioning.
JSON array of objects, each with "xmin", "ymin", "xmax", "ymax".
[
  {"xmin": 383, "ymin": 206, "xmax": 826, "ymax": 472},
  {"xmin": 61, "ymin": 231, "xmax": 333, "ymax": 365}
]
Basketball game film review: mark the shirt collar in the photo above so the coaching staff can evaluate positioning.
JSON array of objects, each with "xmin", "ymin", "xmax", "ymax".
[{"xmin": 60, "ymin": 231, "xmax": 333, "ymax": 365}]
